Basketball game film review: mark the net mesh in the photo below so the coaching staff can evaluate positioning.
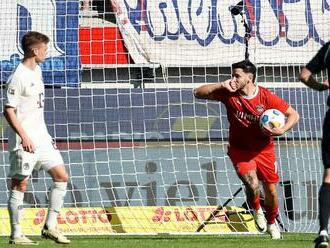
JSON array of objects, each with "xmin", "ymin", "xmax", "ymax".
[{"xmin": 0, "ymin": 0, "xmax": 329, "ymax": 234}]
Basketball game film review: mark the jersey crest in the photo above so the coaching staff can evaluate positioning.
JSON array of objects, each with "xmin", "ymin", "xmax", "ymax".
[{"xmin": 256, "ymin": 104, "xmax": 265, "ymax": 113}]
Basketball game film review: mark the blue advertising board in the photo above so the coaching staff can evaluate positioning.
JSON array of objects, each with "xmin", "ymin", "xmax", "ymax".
[{"xmin": 37, "ymin": 88, "xmax": 328, "ymax": 140}]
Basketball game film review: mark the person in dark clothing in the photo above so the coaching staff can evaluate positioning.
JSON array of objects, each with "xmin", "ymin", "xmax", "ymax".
[{"xmin": 300, "ymin": 42, "xmax": 330, "ymax": 248}]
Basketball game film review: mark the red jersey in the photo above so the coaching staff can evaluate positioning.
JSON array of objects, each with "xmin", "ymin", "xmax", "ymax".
[{"xmin": 213, "ymin": 86, "xmax": 289, "ymax": 152}]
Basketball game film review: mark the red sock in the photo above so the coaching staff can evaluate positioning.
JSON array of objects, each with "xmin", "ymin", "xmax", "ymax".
[
  {"xmin": 249, "ymin": 195, "xmax": 261, "ymax": 210},
  {"xmin": 264, "ymin": 205, "xmax": 279, "ymax": 224}
]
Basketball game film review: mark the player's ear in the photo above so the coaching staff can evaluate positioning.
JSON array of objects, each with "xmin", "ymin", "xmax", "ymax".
[
  {"xmin": 32, "ymin": 47, "xmax": 38, "ymax": 57},
  {"xmin": 248, "ymin": 73, "xmax": 253, "ymax": 82}
]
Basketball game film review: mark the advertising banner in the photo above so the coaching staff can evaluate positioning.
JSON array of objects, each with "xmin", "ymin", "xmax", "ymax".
[
  {"xmin": 0, "ymin": 208, "xmax": 113, "ymax": 235},
  {"xmin": 113, "ymin": 0, "xmax": 330, "ymax": 66},
  {"xmin": 0, "ymin": 0, "xmax": 80, "ymax": 87},
  {"xmin": 0, "ymin": 206, "xmax": 257, "ymax": 235}
]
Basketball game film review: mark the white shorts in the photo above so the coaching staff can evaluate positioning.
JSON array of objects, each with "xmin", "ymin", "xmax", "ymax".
[{"xmin": 9, "ymin": 141, "xmax": 64, "ymax": 179}]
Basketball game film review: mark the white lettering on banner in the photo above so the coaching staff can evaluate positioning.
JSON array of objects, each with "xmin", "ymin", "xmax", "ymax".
[
  {"xmin": 188, "ymin": 0, "xmax": 212, "ymax": 41},
  {"xmin": 114, "ymin": 0, "xmax": 330, "ymax": 65},
  {"xmin": 257, "ymin": 0, "xmax": 280, "ymax": 44},
  {"xmin": 0, "ymin": 0, "xmax": 64, "ymax": 61},
  {"xmin": 176, "ymin": 2, "xmax": 193, "ymax": 35},
  {"xmin": 282, "ymin": 1, "xmax": 308, "ymax": 46},
  {"xmin": 0, "ymin": 1, "xmax": 19, "ymax": 61},
  {"xmin": 310, "ymin": 0, "xmax": 330, "ymax": 40},
  {"xmin": 216, "ymin": 0, "xmax": 239, "ymax": 41}
]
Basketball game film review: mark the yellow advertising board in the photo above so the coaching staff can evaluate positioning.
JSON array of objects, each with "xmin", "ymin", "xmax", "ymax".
[
  {"xmin": 106, "ymin": 206, "xmax": 258, "ymax": 234},
  {"xmin": 0, "ymin": 206, "xmax": 258, "ymax": 235},
  {"xmin": 0, "ymin": 208, "xmax": 113, "ymax": 236}
]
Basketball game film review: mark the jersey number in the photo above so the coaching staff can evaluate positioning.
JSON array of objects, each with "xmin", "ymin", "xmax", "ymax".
[{"xmin": 37, "ymin": 93, "xmax": 44, "ymax": 108}]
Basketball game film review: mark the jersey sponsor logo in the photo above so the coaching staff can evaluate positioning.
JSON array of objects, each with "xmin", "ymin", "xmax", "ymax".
[
  {"xmin": 37, "ymin": 93, "xmax": 44, "ymax": 108},
  {"xmin": 235, "ymin": 110, "xmax": 259, "ymax": 123}
]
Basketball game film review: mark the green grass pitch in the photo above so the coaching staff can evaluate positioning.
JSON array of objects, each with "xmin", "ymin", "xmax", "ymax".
[{"xmin": 0, "ymin": 233, "xmax": 316, "ymax": 248}]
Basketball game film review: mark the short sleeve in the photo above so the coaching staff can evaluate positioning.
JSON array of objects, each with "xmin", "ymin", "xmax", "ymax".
[
  {"xmin": 210, "ymin": 88, "xmax": 230, "ymax": 103},
  {"xmin": 306, "ymin": 42, "xmax": 330, "ymax": 74},
  {"xmin": 5, "ymin": 75, "xmax": 23, "ymax": 108},
  {"xmin": 267, "ymin": 91, "xmax": 289, "ymax": 114}
]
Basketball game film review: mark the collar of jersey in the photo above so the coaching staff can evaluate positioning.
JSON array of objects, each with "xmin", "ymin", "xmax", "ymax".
[{"xmin": 239, "ymin": 85, "xmax": 259, "ymax": 100}]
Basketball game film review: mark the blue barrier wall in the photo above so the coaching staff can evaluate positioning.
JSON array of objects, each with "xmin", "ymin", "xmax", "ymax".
[
  {"xmin": 0, "ymin": 87, "xmax": 326, "ymax": 140},
  {"xmin": 39, "ymin": 88, "xmax": 327, "ymax": 141}
]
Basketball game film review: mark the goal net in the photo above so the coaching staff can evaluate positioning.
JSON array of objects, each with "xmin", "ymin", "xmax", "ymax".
[{"xmin": 0, "ymin": 0, "xmax": 329, "ymax": 235}]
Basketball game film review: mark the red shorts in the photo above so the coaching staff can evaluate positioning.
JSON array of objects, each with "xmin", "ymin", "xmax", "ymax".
[{"xmin": 228, "ymin": 147, "xmax": 279, "ymax": 183}]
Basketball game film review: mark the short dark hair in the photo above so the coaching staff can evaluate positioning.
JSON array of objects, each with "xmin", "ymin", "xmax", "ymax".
[
  {"xmin": 231, "ymin": 60, "xmax": 257, "ymax": 82},
  {"xmin": 21, "ymin": 31, "xmax": 49, "ymax": 59}
]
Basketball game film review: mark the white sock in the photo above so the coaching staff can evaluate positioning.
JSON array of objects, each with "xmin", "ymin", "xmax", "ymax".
[
  {"xmin": 8, "ymin": 190, "xmax": 24, "ymax": 238},
  {"xmin": 256, "ymin": 208, "xmax": 263, "ymax": 214},
  {"xmin": 45, "ymin": 182, "xmax": 67, "ymax": 229},
  {"xmin": 320, "ymin": 230, "xmax": 328, "ymax": 237}
]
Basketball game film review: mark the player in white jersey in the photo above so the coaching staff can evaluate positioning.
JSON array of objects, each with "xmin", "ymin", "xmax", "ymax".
[{"xmin": 4, "ymin": 31, "xmax": 70, "ymax": 245}]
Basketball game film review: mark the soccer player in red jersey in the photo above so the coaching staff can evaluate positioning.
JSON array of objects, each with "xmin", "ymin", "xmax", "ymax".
[{"xmin": 193, "ymin": 60, "xmax": 299, "ymax": 239}]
